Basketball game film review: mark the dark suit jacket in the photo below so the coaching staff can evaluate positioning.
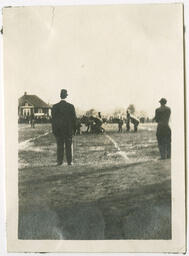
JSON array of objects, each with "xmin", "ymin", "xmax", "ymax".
[{"xmin": 52, "ymin": 100, "xmax": 76, "ymax": 137}]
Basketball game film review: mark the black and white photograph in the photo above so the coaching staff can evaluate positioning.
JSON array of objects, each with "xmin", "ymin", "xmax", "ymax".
[{"xmin": 3, "ymin": 3, "xmax": 186, "ymax": 253}]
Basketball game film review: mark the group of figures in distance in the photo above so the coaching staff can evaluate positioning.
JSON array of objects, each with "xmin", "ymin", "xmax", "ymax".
[{"xmin": 74, "ymin": 106, "xmax": 141, "ymax": 135}]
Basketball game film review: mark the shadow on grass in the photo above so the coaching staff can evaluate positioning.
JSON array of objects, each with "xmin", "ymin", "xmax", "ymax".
[
  {"xmin": 19, "ymin": 179, "xmax": 171, "ymax": 240},
  {"xmin": 19, "ymin": 202, "xmax": 105, "ymax": 240},
  {"xmin": 19, "ymin": 161, "xmax": 153, "ymax": 186}
]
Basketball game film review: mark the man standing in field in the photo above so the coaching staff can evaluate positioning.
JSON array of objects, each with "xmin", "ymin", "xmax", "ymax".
[
  {"xmin": 30, "ymin": 113, "xmax": 35, "ymax": 128},
  {"xmin": 154, "ymin": 98, "xmax": 171, "ymax": 160},
  {"xmin": 52, "ymin": 89, "xmax": 76, "ymax": 166},
  {"xmin": 118, "ymin": 118, "xmax": 123, "ymax": 133},
  {"xmin": 126, "ymin": 110, "xmax": 130, "ymax": 132}
]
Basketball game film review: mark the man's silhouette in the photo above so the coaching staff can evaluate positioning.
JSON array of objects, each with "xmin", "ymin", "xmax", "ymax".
[
  {"xmin": 52, "ymin": 89, "xmax": 76, "ymax": 166},
  {"xmin": 154, "ymin": 98, "xmax": 171, "ymax": 159}
]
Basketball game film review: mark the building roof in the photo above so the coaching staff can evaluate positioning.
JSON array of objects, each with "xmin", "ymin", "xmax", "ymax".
[{"xmin": 19, "ymin": 93, "xmax": 50, "ymax": 108}]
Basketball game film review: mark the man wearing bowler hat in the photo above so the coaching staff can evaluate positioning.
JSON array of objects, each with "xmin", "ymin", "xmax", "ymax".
[
  {"xmin": 154, "ymin": 98, "xmax": 171, "ymax": 160},
  {"xmin": 52, "ymin": 89, "xmax": 76, "ymax": 166}
]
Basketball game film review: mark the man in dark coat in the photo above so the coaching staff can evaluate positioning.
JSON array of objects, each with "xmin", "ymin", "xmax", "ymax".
[
  {"xmin": 154, "ymin": 98, "xmax": 171, "ymax": 159},
  {"xmin": 52, "ymin": 89, "xmax": 76, "ymax": 166},
  {"xmin": 30, "ymin": 113, "xmax": 35, "ymax": 128},
  {"xmin": 118, "ymin": 119, "xmax": 123, "ymax": 133}
]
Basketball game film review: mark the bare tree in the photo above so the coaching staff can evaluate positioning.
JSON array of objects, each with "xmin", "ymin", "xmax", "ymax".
[
  {"xmin": 127, "ymin": 104, "xmax": 135, "ymax": 114},
  {"xmin": 86, "ymin": 109, "xmax": 97, "ymax": 117},
  {"xmin": 138, "ymin": 110, "xmax": 148, "ymax": 118},
  {"xmin": 113, "ymin": 107, "xmax": 125, "ymax": 118}
]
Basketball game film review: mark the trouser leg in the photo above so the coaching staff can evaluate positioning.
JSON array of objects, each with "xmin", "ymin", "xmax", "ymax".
[
  {"xmin": 161, "ymin": 136, "xmax": 171, "ymax": 159},
  {"xmin": 157, "ymin": 126, "xmax": 171, "ymax": 159},
  {"xmin": 164, "ymin": 143, "xmax": 168, "ymax": 158},
  {"xmin": 56, "ymin": 136, "xmax": 64, "ymax": 164},
  {"xmin": 165, "ymin": 137, "xmax": 171, "ymax": 159},
  {"xmin": 157, "ymin": 135, "xmax": 166, "ymax": 159},
  {"xmin": 167, "ymin": 142, "xmax": 171, "ymax": 158},
  {"xmin": 158, "ymin": 143, "xmax": 166, "ymax": 159},
  {"xmin": 65, "ymin": 137, "xmax": 72, "ymax": 165},
  {"xmin": 166, "ymin": 129, "xmax": 171, "ymax": 159}
]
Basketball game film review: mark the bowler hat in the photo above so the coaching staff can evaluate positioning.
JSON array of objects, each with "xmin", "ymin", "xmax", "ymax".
[
  {"xmin": 60, "ymin": 89, "xmax": 68, "ymax": 99},
  {"xmin": 159, "ymin": 98, "xmax": 167, "ymax": 104}
]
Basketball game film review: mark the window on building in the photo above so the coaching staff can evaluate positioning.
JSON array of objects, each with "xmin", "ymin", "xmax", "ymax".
[{"xmin": 23, "ymin": 109, "xmax": 31, "ymax": 116}]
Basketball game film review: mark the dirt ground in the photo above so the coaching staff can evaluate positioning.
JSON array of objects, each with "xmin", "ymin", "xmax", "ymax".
[{"xmin": 18, "ymin": 123, "xmax": 171, "ymax": 240}]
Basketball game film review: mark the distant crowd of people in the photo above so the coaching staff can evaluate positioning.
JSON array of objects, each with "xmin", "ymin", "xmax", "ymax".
[
  {"xmin": 75, "ymin": 114, "xmax": 105, "ymax": 135},
  {"xmin": 18, "ymin": 115, "xmax": 52, "ymax": 126},
  {"xmin": 117, "ymin": 111, "xmax": 140, "ymax": 133},
  {"xmin": 73, "ymin": 111, "xmax": 140, "ymax": 135}
]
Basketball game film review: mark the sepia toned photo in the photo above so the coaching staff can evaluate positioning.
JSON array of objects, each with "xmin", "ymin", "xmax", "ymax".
[{"xmin": 4, "ymin": 3, "xmax": 186, "ymax": 253}]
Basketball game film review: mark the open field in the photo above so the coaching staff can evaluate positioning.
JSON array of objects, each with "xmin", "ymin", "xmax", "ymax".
[{"xmin": 18, "ymin": 123, "xmax": 171, "ymax": 240}]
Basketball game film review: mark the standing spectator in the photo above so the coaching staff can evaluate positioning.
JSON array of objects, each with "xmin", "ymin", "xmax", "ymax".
[
  {"xmin": 52, "ymin": 89, "xmax": 76, "ymax": 166},
  {"xmin": 118, "ymin": 119, "xmax": 123, "ymax": 132},
  {"xmin": 126, "ymin": 110, "xmax": 130, "ymax": 132},
  {"xmin": 154, "ymin": 98, "xmax": 171, "ymax": 159},
  {"xmin": 30, "ymin": 113, "xmax": 35, "ymax": 128}
]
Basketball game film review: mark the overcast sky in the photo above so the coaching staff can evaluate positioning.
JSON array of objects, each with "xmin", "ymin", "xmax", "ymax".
[{"xmin": 4, "ymin": 4, "xmax": 183, "ymax": 117}]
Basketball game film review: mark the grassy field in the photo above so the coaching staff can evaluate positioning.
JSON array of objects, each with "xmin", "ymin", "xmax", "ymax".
[{"xmin": 18, "ymin": 123, "xmax": 171, "ymax": 240}]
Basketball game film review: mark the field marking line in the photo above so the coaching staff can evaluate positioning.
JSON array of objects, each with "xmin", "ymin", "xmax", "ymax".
[
  {"xmin": 105, "ymin": 134, "xmax": 129, "ymax": 161},
  {"xmin": 19, "ymin": 132, "xmax": 50, "ymax": 150}
]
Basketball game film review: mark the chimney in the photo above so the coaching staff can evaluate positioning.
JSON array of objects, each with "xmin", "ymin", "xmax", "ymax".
[{"xmin": 24, "ymin": 92, "xmax": 27, "ymax": 95}]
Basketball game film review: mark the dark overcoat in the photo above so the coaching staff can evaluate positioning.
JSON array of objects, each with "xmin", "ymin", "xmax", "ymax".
[
  {"xmin": 51, "ymin": 100, "xmax": 76, "ymax": 137},
  {"xmin": 154, "ymin": 105, "xmax": 171, "ymax": 142}
]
